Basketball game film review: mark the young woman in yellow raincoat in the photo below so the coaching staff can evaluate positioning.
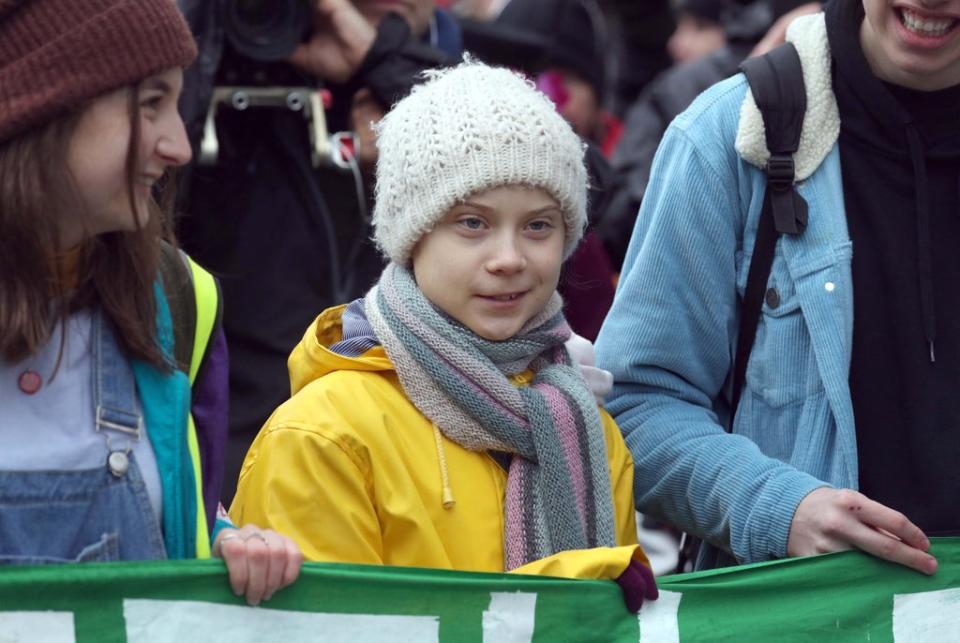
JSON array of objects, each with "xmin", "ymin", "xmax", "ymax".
[{"xmin": 230, "ymin": 61, "xmax": 657, "ymax": 612}]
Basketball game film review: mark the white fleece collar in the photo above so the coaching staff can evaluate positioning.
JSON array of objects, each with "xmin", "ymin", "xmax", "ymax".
[{"xmin": 734, "ymin": 13, "xmax": 840, "ymax": 181}]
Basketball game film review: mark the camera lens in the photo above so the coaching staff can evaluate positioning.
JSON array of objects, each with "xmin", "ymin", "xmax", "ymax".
[
  {"xmin": 235, "ymin": 0, "xmax": 278, "ymax": 29},
  {"xmin": 224, "ymin": 0, "xmax": 312, "ymax": 62}
]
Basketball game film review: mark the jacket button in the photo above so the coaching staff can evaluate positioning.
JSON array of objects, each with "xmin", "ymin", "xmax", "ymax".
[{"xmin": 765, "ymin": 287, "xmax": 780, "ymax": 309}]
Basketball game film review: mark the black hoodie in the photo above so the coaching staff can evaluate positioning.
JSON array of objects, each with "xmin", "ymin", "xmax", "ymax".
[{"xmin": 826, "ymin": 1, "xmax": 960, "ymax": 535}]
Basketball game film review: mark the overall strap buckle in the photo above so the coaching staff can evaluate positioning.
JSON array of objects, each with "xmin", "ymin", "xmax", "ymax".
[
  {"xmin": 92, "ymin": 309, "xmax": 143, "ymax": 477},
  {"xmin": 95, "ymin": 405, "xmax": 142, "ymax": 436}
]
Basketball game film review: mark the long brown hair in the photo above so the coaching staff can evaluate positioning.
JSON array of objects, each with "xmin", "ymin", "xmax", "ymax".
[{"xmin": 0, "ymin": 87, "xmax": 174, "ymax": 370}]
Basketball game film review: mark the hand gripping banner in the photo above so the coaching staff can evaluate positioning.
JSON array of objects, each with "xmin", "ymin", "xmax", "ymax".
[{"xmin": 1, "ymin": 538, "xmax": 958, "ymax": 642}]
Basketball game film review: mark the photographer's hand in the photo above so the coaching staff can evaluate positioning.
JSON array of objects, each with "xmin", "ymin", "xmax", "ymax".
[
  {"xmin": 350, "ymin": 88, "xmax": 384, "ymax": 169},
  {"xmin": 288, "ymin": 0, "xmax": 376, "ymax": 83}
]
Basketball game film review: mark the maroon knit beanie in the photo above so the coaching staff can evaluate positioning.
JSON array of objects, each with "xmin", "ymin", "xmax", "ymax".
[{"xmin": 0, "ymin": 0, "xmax": 198, "ymax": 142}]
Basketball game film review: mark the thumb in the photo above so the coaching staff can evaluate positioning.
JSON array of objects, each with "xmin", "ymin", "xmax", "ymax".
[{"xmin": 288, "ymin": 42, "xmax": 312, "ymax": 69}]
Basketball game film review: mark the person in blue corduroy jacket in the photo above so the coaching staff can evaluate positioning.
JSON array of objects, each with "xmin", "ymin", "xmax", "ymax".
[{"xmin": 597, "ymin": 0, "xmax": 960, "ymax": 575}]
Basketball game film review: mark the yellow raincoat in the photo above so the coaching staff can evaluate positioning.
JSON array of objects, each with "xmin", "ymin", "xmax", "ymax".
[{"xmin": 230, "ymin": 305, "xmax": 649, "ymax": 580}]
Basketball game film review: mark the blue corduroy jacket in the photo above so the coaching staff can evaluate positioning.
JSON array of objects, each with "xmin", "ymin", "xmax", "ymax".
[{"xmin": 596, "ymin": 14, "xmax": 858, "ymax": 569}]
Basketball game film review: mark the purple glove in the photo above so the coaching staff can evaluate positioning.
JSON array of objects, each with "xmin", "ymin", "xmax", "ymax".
[{"xmin": 616, "ymin": 560, "xmax": 659, "ymax": 613}]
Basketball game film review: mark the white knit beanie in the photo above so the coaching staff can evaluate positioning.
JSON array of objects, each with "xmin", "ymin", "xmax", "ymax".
[{"xmin": 372, "ymin": 60, "xmax": 588, "ymax": 266}]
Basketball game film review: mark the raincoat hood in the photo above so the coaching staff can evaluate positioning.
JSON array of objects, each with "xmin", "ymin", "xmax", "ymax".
[{"xmin": 288, "ymin": 304, "xmax": 393, "ymax": 395}]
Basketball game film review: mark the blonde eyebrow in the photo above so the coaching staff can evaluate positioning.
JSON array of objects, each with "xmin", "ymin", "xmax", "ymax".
[
  {"xmin": 458, "ymin": 201, "xmax": 561, "ymax": 216},
  {"xmin": 527, "ymin": 205, "xmax": 563, "ymax": 215}
]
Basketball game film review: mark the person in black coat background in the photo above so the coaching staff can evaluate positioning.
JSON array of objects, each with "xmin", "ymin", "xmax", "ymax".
[{"xmin": 176, "ymin": 0, "xmax": 461, "ymax": 502}]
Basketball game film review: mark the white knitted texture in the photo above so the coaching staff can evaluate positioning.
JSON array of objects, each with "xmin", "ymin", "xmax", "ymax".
[{"xmin": 373, "ymin": 61, "xmax": 589, "ymax": 265}]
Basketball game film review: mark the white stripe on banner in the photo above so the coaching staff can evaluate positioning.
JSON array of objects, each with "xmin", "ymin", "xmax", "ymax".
[
  {"xmin": 893, "ymin": 587, "xmax": 960, "ymax": 642},
  {"xmin": 0, "ymin": 612, "xmax": 75, "ymax": 643},
  {"xmin": 638, "ymin": 590, "xmax": 682, "ymax": 643},
  {"xmin": 482, "ymin": 592, "xmax": 537, "ymax": 643},
  {"xmin": 122, "ymin": 600, "xmax": 439, "ymax": 643}
]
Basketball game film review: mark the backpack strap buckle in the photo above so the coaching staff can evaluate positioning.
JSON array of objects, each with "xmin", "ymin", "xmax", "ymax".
[
  {"xmin": 766, "ymin": 153, "xmax": 808, "ymax": 236},
  {"xmin": 766, "ymin": 154, "xmax": 796, "ymax": 189}
]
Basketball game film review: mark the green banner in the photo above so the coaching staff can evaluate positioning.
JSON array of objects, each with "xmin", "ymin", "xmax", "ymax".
[{"xmin": 2, "ymin": 538, "xmax": 958, "ymax": 642}]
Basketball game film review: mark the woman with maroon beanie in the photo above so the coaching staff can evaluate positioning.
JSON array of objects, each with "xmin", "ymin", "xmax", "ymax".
[{"xmin": 0, "ymin": 0, "xmax": 300, "ymax": 605}]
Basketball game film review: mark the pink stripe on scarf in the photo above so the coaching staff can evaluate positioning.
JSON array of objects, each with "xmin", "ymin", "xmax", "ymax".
[
  {"xmin": 504, "ymin": 461, "xmax": 529, "ymax": 570},
  {"xmin": 536, "ymin": 383, "xmax": 588, "ymax": 526}
]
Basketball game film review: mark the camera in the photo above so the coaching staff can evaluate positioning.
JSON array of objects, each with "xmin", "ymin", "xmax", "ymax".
[
  {"xmin": 223, "ymin": 0, "xmax": 312, "ymax": 62},
  {"xmin": 201, "ymin": 0, "xmax": 335, "ymax": 168}
]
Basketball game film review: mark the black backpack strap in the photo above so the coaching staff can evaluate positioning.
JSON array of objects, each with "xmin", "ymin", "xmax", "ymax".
[
  {"xmin": 158, "ymin": 242, "xmax": 197, "ymax": 375},
  {"xmin": 730, "ymin": 43, "xmax": 809, "ymax": 427}
]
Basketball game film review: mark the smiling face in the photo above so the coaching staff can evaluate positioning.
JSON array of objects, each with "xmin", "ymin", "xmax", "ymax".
[
  {"xmin": 861, "ymin": 0, "xmax": 960, "ymax": 89},
  {"xmin": 411, "ymin": 185, "xmax": 566, "ymax": 341},
  {"xmin": 62, "ymin": 67, "xmax": 191, "ymax": 247}
]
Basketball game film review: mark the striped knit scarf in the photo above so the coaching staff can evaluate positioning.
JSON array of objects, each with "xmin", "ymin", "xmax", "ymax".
[{"xmin": 364, "ymin": 263, "xmax": 616, "ymax": 569}]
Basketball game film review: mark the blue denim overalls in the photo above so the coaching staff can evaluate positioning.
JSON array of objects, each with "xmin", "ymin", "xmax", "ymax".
[{"xmin": 0, "ymin": 310, "xmax": 167, "ymax": 564}]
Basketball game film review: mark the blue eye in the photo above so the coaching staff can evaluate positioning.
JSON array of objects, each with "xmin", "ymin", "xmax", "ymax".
[
  {"xmin": 460, "ymin": 216, "xmax": 484, "ymax": 230},
  {"xmin": 528, "ymin": 220, "xmax": 554, "ymax": 232}
]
